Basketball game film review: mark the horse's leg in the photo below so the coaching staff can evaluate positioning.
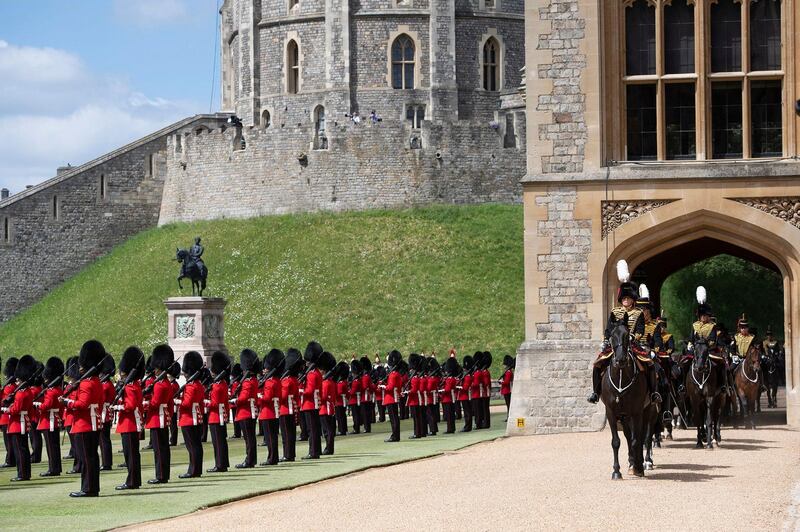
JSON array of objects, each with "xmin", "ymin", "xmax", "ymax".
[
  {"xmin": 644, "ymin": 410, "xmax": 655, "ymax": 470},
  {"xmin": 705, "ymin": 396, "xmax": 714, "ymax": 449},
  {"xmin": 610, "ymin": 414, "xmax": 622, "ymax": 480},
  {"xmin": 177, "ymin": 275, "xmax": 183, "ymax": 291},
  {"xmin": 621, "ymin": 421, "xmax": 634, "ymax": 473},
  {"xmin": 631, "ymin": 415, "xmax": 645, "ymax": 476}
]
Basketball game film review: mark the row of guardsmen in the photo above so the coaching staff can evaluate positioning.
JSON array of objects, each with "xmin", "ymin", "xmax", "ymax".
[{"xmin": 0, "ymin": 341, "xmax": 515, "ymax": 497}]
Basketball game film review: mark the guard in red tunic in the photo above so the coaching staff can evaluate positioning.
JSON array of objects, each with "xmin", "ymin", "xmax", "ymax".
[
  {"xmin": 425, "ymin": 358, "xmax": 440, "ymax": 436},
  {"xmin": 469, "ymin": 352, "xmax": 484, "ymax": 429},
  {"xmin": 380, "ymin": 350, "xmax": 403, "ymax": 442},
  {"xmin": 99, "ymin": 356, "xmax": 116, "ymax": 470},
  {"xmin": 258, "ymin": 349, "xmax": 283, "ymax": 466},
  {"xmin": 113, "ymin": 347, "xmax": 144, "ymax": 490},
  {"xmin": 206, "ymin": 351, "xmax": 231, "ymax": 472},
  {"xmin": 229, "ymin": 363, "xmax": 242, "ymax": 439},
  {"xmin": 175, "ymin": 351, "xmax": 205, "ymax": 478},
  {"xmin": 167, "ymin": 362, "xmax": 181, "ymax": 447},
  {"xmin": 2, "ymin": 355, "xmax": 37, "ymax": 481},
  {"xmin": 440, "ymin": 357, "xmax": 459, "ymax": 434},
  {"xmin": 141, "ymin": 356, "xmax": 155, "ymax": 449},
  {"xmin": 405, "ymin": 353, "xmax": 424, "ymax": 439},
  {"xmin": 359, "ymin": 357, "xmax": 374, "ymax": 433},
  {"xmin": 34, "ymin": 357, "xmax": 64, "ymax": 477},
  {"xmin": 300, "ymin": 342, "xmax": 324, "ymax": 459},
  {"xmin": 232, "ymin": 349, "xmax": 260, "ymax": 468},
  {"xmin": 499, "ymin": 355, "xmax": 515, "ymax": 420},
  {"xmin": 480, "ymin": 352, "xmax": 492, "ymax": 429},
  {"xmin": 28, "ymin": 363, "xmax": 43, "ymax": 465},
  {"xmin": 458, "ymin": 355, "xmax": 474, "ymax": 432},
  {"xmin": 317, "ymin": 352, "xmax": 338, "ymax": 455},
  {"xmin": 143, "ymin": 344, "xmax": 175, "ymax": 484},
  {"xmin": 62, "ymin": 358, "xmax": 80, "ymax": 474},
  {"xmin": 374, "ymin": 365, "xmax": 387, "ymax": 423},
  {"xmin": 61, "ymin": 341, "xmax": 106, "ymax": 497},
  {"xmin": 280, "ymin": 349, "xmax": 302, "ymax": 462},
  {"xmin": 348, "ymin": 360, "xmax": 363, "ymax": 434},
  {"xmin": 0, "ymin": 357, "xmax": 19, "ymax": 469},
  {"xmin": 334, "ymin": 371, "xmax": 348, "ymax": 436}
]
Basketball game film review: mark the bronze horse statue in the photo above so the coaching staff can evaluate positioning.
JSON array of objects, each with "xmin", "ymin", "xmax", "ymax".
[
  {"xmin": 176, "ymin": 248, "xmax": 208, "ymax": 296},
  {"xmin": 600, "ymin": 315, "xmax": 653, "ymax": 478},
  {"xmin": 685, "ymin": 337, "xmax": 725, "ymax": 448},
  {"xmin": 733, "ymin": 343, "xmax": 762, "ymax": 429}
]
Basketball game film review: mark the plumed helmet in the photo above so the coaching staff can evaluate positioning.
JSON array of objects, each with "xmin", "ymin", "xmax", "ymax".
[
  {"xmin": 240, "ymin": 349, "xmax": 261, "ymax": 373},
  {"xmin": 167, "ymin": 361, "xmax": 181, "ymax": 378},
  {"xmin": 119, "ymin": 346, "xmax": 144, "ymax": 376},
  {"xmin": 100, "ymin": 355, "xmax": 116, "ymax": 377},
  {"xmin": 284, "ymin": 348, "xmax": 303, "ymax": 376},
  {"xmin": 182, "ymin": 351, "xmax": 204, "ymax": 375},
  {"xmin": 350, "ymin": 359, "xmax": 362, "ymax": 376},
  {"xmin": 637, "ymin": 283, "xmax": 653, "ymax": 312},
  {"xmin": 65, "ymin": 357, "xmax": 80, "ymax": 380},
  {"xmin": 503, "ymin": 355, "xmax": 515, "ymax": 369},
  {"xmin": 79, "ymin": 340, "xmax": 106, "ymax": 370},
  {"xmin": 14, "ymin": 355, "xmax": 37, "ymax": 381},
  {"xmin": 462, "ymin": 355, "xmax": 474, "ymax": 371},
  {"xmin": 696, "ymin": 286, "xmax": 712, "ymax": 317},
  {"xmin": 43, "ymin": 357, "xmax": 65, "ymax": 382},
  {"xmin": 151, "ymin": 344, "xmax": 175, "ymax": 371},
  {"xmin": 482, "ymin": 351, "xmax": 493, "ymax": 370},
  {"xmin": 211, "ymin": 351, "xmax": 232, "ymax": 375},
  {"xmin": 426, "ymin": 357, "xmax": 440, "ymax": 374},
  {"xmin": 318, "ymin": 351, "xmax": 336, "ymax": 373},
  {"xmin": 408, "ymin": 353, "xmax": 423, "ymax": 372},
  {"xmin": 263, "ymin": 349, "xmax": 285, "ymax": 372},
  {"xmin": 444, "ymin": 357, "xmax": 459, "ymax": 377},
  {"xmin": 334, "ymin": 361, "xmax": 349, "ymax": 381},
  {"xmin": 616, "ymin": 260, "xmax": 638, "ymax": 302},
  {"xmin": 737, "ymin": 313, "xmax": 749, "ymax": 328},
  {"xmin": 359, "ymin": 356, "xmax": 373, "ymax": 373},
  {"xmin": 304, "ymin": 341, "xmax": 323, "ymax": 364},
  {"xmin": 387, "ymin": 350, "xmax": 402, "ymax": 368},
  {"xmin": 3, "ymin": 357, "xmax": 19, "ymax": 378},
  {"xmin": 231, "ymin": 363, "xmax": 242, "ymax": 379}
]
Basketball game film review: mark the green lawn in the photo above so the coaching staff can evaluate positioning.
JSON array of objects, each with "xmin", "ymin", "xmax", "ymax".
[
  {"xmin": 0, "ymin": 204, "xmax": 524, "ymax": 374},
  {"xmin": 0, "ymin": 413, "xmax": 507, "ymax": 530}
]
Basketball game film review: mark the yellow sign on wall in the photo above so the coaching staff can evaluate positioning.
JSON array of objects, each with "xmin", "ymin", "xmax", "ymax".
[{"xmin": 516, "ymin": 418, "xmax": 525, "ymax": 428}]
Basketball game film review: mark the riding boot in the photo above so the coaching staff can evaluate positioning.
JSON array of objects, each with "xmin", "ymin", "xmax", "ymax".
[
  {"xmin": 587, "ymin": 367, "xmax": 602, "ymax": 403},
  {"xmin": 647, "ymin": 366, "xmax": 662, "ymax": 403}
]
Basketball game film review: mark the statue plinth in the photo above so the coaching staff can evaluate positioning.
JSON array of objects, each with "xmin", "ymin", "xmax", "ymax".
[{"xmin": 164, "ymin": 297, "xmax": 227, "ymax": 365}]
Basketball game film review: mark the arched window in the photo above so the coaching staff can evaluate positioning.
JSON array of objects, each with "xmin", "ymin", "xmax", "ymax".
[
  {"xmin": 482, "ymin": 38, "xmax": 500, "ymax": 91},
  {"xmin": 313, "ymin": 105, "xmax": 328, "ymax": 150},
  {"xmin": 391, "ymin": 35, "xmax": 415, "ymax": 89},
  {"xmin": 287, "ymin": 40, "xmax": 300, "ymax": 94},
  {"xmin": 262, "ymin": 109, "xmax": 272, "ymax": 129}
]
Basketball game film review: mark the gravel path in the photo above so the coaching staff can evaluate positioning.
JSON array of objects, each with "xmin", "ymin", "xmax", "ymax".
[{"xmin": 131, "ymin": 412, "xmax": 800, "ymax": 532}]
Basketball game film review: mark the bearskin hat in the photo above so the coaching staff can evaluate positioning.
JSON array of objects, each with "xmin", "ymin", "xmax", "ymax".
[
  {"xmin": 359, "ymin": 356, "xmax": 373, "ymax": 373},
  {"xmin": 167, "ymin": 361, "xmax": 181, "ymax": 379},
  {"xmin": 462, "ymin": 355, "xmax": 474, "ymax": 371},
  {"xmin": 350, "ymin": 359, "xmax": 362, "ymax": 376},
  {"xmin": 200, "ymin": 367, "xmax": 212, "ymax": 386},
  {"xmin": 3, "ymin": 357, "xmax": 18, "ymax": 378},
  {"xmin": 263, "ymin": 349, "xmax": 284, "ymax": 373},
  {"xmin": 373, "ymin": 365, "xmax": 387, "ymax": 382},
  {"xmin": 318, "ymin": 351, "xmax": 336, "ymax": 373},
  {"xmin": 284, "ymin": 348, "xmax": 303, "ymax": 376},
  {"xmin": 472, "ymin": 351, "xmax": 483, "ymax": 370},
  {"xmin": 304, "ymin": 341, "xmax": 323, "ymax": 364},
  {"xmin": 65, "ymin": 357, "xmax": 80, "ymax": 380},
  {"xmin": 231, "ymin": 363, "xmax": 242, "ymax": 380},
  {"xmin": 79, "ymin": 340, "xmax": 106, "ymax": 370},
  {"xmin": 33, "ymin": 362, "xmax": 45, "ymax": 385},
  {"xmin": 426, "ymin": 357, "xmax": 440, "ymax": 375},
  {"xmin": 397, "ymin": 359, "xmax": 409, "ymax": 375},
  {"xmin": 332, "ymin": 361, "xmax": 348, "ymax": 381},
  {"xmin": 482, "ymin": 351, "xmax": 493, "ymax": 370},
  {"xmin": 14, "ymin": 355, "xmax": 37, "ymax": 382},
  {"xmin": 240, "ymin": 349, "xmax": 260, "ymax": 373},
  {"xmin": 387, "ymin": 350, "xmax": 402, "ymax": 368},
  {"xmin": 211, "ymin": 351, "xmax": 232, "ymax": 375},
  {"xmin": 43, "ymin": 357, "xmax": 65, "ymax": 383},
  {"xmin": 120, "ymin": 347, "xmax": 144, "ymax": 376},
  {"xmin": 145, "ymin": 355, "xmax": 153, "ymax": 372},
  {"xmin": 408, "ymin": 353, "xmax": 423, "ymax": 372},
  {"xmin": 444, "ymin": 357, "xmax": 460, "ymax": 377},
  {"xmin": 503, "ymin": 355, "xmax": 515, "ymax": 369},
  {"xmin": 182, "ymin": 351, "xmax": 204, "ymax": 376},
  {"xmin": 100, "ymin": 355, "xmax": 116, "ymax": 377},
  {"xmin": 151, "ymin": 344, "xmax": 175, "ymax": 371}
]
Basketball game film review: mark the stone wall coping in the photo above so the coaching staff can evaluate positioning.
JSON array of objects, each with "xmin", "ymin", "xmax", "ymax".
[
  {"xmin": 521, "ymin": 159, "xmax": 800, "ymax": 185},
  {"xmin": 164, "ymin": 297, "xmax": 228, "ymax": 310},
  {"xmin": 0, "ymin": 113, "xmax": 232, "ymax": 210}
]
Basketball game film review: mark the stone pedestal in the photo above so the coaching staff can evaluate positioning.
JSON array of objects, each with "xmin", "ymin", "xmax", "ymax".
[
  {"xmin": 505, "ymin": 340, "xmax": 606, "ymax": 436},
  {"xmin": 164, "ymin": 297, "xmax": 227, "ymax": 365}
]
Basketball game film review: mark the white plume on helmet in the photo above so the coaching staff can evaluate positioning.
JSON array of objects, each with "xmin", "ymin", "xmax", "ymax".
[
  {"xmin": 696, "ymin": 286, "xmax": 707, "ymax": 305},
  {"xmin": 638, "ymin": 283, "xmax": 649, "ymax": 299},
  {"xmin": 616, "ymin": 259, "xmax": 630, "ymax": 283}
]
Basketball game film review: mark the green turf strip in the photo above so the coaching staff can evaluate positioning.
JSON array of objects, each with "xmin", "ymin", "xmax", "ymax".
[{"xmin": 0, "ymin": 412, "xmax": 506, "ymax": 530}]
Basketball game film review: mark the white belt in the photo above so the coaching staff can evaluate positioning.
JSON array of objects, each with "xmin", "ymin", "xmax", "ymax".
[
  {"xmin": 90, "ymin": 404, "xmax": 99, "ymax": 431},
  {"xmin": 340, "ymin": 394, "xmax": 347, "ymax": 407},
  {"xmin": 433, "ymin": 391, "xmax": 438, "ymax": 405},
  {"xmin": 468, "ymin": 389, "xmax": 472, "ymax": 401},
  {"xmin": 192, "ymin": 403, "xmax": 200, "ymax": 425},
  {"xmin": 356, "ymin": 392, "xmax": 361, "ymax": 406},
  {"xmin": 49, "ymin": 408, "xmax": 58, "ymax": 432},
  {"xmin": 101, "ymin": 402, "xmax": 108, "ymax": 422},
  {"xmin": 249, "ymin": 398, "xmax": 257, "ymax": 419},
  {"xmin": 19, "ymin": 411, "xmax": 28, "ymax": 435},
  {"xmin": 158, "ymin": 404, "xmax": 166, "ymax": 429},
  {"xmin": 288, "ymin": 397, "xmax": 294, "ymax": 416},
  {"xmin": 451, "ymin": 390, "xmax": 456, "ymax": 403},
  {"xmin": 393, "ymin": 389, "xmax": 399, "ymax": 403},
  {"xmin": 134, "ymin": 409, "xmax": 143, "ymax": 432},
  {"xmin": 218, "ymin": 404, "xmax": 225, "ymax": 426},
  {"xmin": 313, "ymin": 390, "xmax": 320, "ymax": 410},
  {"xmin": 417, "ymin": 391, "xmax": 422, "ymax": 405},
  {"xmin": 273, "ymin": 398, "xmax": 280, "ymax": 419}
]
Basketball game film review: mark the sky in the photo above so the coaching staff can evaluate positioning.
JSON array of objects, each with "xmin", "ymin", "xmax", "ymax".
[{"xmin": 0, "ymin": 0, "xmax": 221, "ymax": 193}]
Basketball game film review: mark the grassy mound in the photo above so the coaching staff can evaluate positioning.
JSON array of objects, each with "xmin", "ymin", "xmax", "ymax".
[{"xmin": 0, "ymin": 205, "xmax": 523, "ymax": 371}]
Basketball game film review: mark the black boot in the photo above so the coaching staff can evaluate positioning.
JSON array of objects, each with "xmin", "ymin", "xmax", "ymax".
[{"xmin": 587, "ymin": 367, "xmax": 602, "ymax": 403}]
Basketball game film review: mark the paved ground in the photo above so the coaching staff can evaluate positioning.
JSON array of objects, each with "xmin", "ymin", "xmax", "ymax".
[{"xmin": 135, "ymin": 407, "xmax": 800, "ymax": 532}]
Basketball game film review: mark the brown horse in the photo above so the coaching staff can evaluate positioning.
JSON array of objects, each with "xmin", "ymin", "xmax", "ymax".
[
  {"xmin": 685, "ymin": 337, "xmax": 725, "ymax": 448},
  {"xmin": 734, "ymin": 343, "xmax": 762, "ymax": 429}
]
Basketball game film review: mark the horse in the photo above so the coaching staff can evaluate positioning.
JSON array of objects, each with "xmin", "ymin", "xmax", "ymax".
[
  {"xmin": 733, "ymin": 343, "xmax": 762, "ymax": 429},
  {"xmin": 761, "ymin": 343, "xmax": 783, "ymax": 408},
  {"xmin": 176, "ymin": 248, "xmax": 208, "ymax": 296},
  {"xmin": 600, "ymin": 315, "xmax": 651, "ymax": 479},
  {"xmin": 684, "ymin": 337, "xmax": 725, "ymax": 449}
]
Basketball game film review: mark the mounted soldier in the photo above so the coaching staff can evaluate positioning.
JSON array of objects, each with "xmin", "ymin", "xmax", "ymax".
[
  {"xmin": 588, "ymin": 260, "xmax": 661, "ymax": 405},
  {"xmin": 678, "ymin": 286, "xmax": 725, "ymax": 395},
  {"xmin": 731, "ymin": 314, "xmax": 755, "ymax": 372},
  {"xmin": 637, "ymin": 284, "xmax": 658, "ymax": 350},
  {"xmin": 655, "ymin": 314, "xmax": 675, "ymax": 358}
]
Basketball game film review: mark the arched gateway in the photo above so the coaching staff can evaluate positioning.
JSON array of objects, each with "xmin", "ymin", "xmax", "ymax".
[{"xmin": 508, "ymin": 0, "xmax": 800, "ymax": 434}]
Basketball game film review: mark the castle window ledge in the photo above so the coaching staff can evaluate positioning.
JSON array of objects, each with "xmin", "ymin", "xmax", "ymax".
[
  {"xmin": 353, "ymin": 9, "xmax": 430, "ymax": 17},
  {"xmin": 258, "ymin": 14, "xmax": 325, "ymax": 28},
  {"xmin": 455, "ymin": 12, "xmax": 524, "ymax": 21}
]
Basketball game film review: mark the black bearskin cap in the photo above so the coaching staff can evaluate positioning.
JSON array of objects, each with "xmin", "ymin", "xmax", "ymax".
[
  {"xmin": 284, "ymin": 348, "xmax": 303, "ymax": 376},
  {"xmin": 211, "ymin": 351, "xmax": 231, "ymax": 375},
  {"xmin": 33, "ymin": 362, "xmax": 45, "ymax": 385},
  {"xmin": 4, "ymin": 357, "xmax": 19, "ymax": 378},
  {"xmin": 79, "ymin": 340, "xmax": 106, "ymax": 370},
  {"xmin": 151, "ymin": 344, "xmax": 175, "ymax": 371},
  {"xmin": 231, "ymin": 363, "xmax": 242, "ymax": 379},
  {"xmin": 240, "ymin": 349, "xmax": 260, "ymax": 373},
  {"xmin": 408, "ymin": 353, "xmax": 423, "ymax": 372},
  {"xmin": 444, "ymin": 357, "xmax": 459, "ymax": 377},
  {"xmin": 145, "ymin": 355, "xmax": 153, "ymax": 372},
  {"xmin": 304, "ymin": 341, "xmax": 323, "ymax": 364},
  {"xmin": 43, "ymin": 357, "xmax": 65, "ymax": 382},
  {"xmin": 14, "ymin": 355, "xmax": 37, "ymax": 381},
  {"xmin": 182, "ymin": 351, "xmax": 204, "ymax": 375},
  {"xmin": 318, "ymin": 351, "xmax": 336, "ymax": 373},
  {"xmin": 65, "ymin": 357, "xmax": 80, "ymax": 380},
  {"xmin": 426, "ymin": 357, "xmax": 440, "ymax": 374},
  {"xmin": 482, "ymin": 351, "xmax": 492, "ymax": 369},
  {"xmin": 397, "ymin": 360, "xmax": 409, "ymax": 375},
  {"xmin": 359, "ymin": 356, "xmax": 373, "ymax": 373},
  {"xmin": 462, "ymin": 355, "xmax": 474, "ymax": 371},
  {"xmin": 503, "ymin": 355, "xmax": 515, "ymax": 369},
  {"xmin": 263, "ymin": 349, "xmax": 284, "ymax": 372},
  {"xmin": 167, "ymin": 361, "xmax": 181, "ymax": 378},
  {"xmin": 473, "ymin": 351, "xmax": 484, "ymax": 369},
  {"xmin": 100, "ymin": 355, "xmax": 116, "ymax": 377},
  {"xmin": 387, "ymin": 350, "xmax": 402, "ymax": 368},
  {"xmin": 120, "ymin": 347, "xmax": 144, "ymax": 375},
  {"xmin": 333, "ymin": 361, "xmax": 349, "ymax": 381},
  {"xmin": 373, "ymin": 365, "xmax": 387, "ymax": 382}
]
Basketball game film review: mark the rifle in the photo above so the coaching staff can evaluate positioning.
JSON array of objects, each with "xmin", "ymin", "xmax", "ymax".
[
  {"xmin": 34, "ymin": 368, "xmax": 69, "ymax": 401},
  {"xmin": 258, "ymin": 366, "xmax": 280, "ymax": 386},
  {"xmin": 62, "ymin": 353, "xmax": 113, "ymax": 396},
  {"xmin": 113, "ymin": 354, "xmax": 145, "ymax": 403},
  {"xmin": 2, "ymin": 366, "xmax": 43, "ymax": 407},
  {"xmin": 205, "ymin": 365, "xmax": 231, "ymax": 398},
  {"xmin": 175, "ymin": 369, "xmax": 203, "ymax": 399},
  {"xmin": 141, "ymin": 372, "xmax": 168, "ymax": 396},
  {"xmin": 297, "ymin": 364, "xmax": 313, "ymax": 384}
]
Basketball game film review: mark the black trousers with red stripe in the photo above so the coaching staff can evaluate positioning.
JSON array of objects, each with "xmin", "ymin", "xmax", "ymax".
[
  {"xmin": 2, "ymin": 426, "xmax": 15, "ymax": 466},
  {"xmin": 67, "ymin": 431, "xmax": 81, "ymax": 471},
  {"xmin": 120, "ymin": 432, "xmax": 141, "ymax": 487},
  {"xmin": 150, "ymin": 427, "xmax": 170, "ymax": 481},
  {"xmin": 321, "ymin": 415, "xmax": 335, "ymax": 454},
  {"xmin": 460, "ymin": 400, "xmax": 473, "ymax": 431},
  {"xmin": 239, "ymin": 418, "xmax": 257, "ymax": 466},
  {"xmin": 349, "ymin": 404, "xmax": 362, "ymax": 433},
  {"xmin": 29, "ymin": 428, "xmax": 42, "ymax": 463},
  {"xmin": 387, "ymin": 403, "xmax": 400, "ymax": 441},
  {"xmin": 43, "ymin": 428, "xmax": 62, "ymax": 474},
  {"xmin": 303, "ymin": 410, "xmax": 321, "ymax": 458},
  {"xmin": 426, "ymin": 404, "xmax": 438, "ymax": 435},
  {"xmin": 73, "ymin": 430, "xmax": 99, "ymax": 494},
  {"xmin": 443, "ymin": 402, "xmax": 456, "ymax": 433},
  {"xmin": 377, "ymin": 402, "xmax": 386, "ymax": 422},
  {"xmin": 360, "ymin": 403, "xmax": 372, "ymax": 433},
  {"xmin": 181, "ymin": 425, "xmax": 203, "ymax": 476},
  {"xmin": 11, "ymin": 432, "xmax": 31, "ymax": 480},
  {"xmin": 99, "ymin": 423, "xmax": 113, "ymax": 468},
  {"xmin": 279, "ymin": 414, "xmax": 296, "ymax": 461},
  {"xmin": 209, "ymin": 423, "xmax": 229, "ymax": 470},
  {"xmin": 334, "ymin": 406, "xmax": 347, "ymax": 435},
  {"xmin": 471, "ymin": 398, "xmax": 483, "ymax": 429},
  {"xmin": 261, "ymin": 419, "xmax": 279, "ymax": 465}
]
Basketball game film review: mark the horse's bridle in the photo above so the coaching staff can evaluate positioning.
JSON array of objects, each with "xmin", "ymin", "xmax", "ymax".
[
  {"xmin": 691, "ymin": 351, "xmax": 711, "ymax": 391},
  {"xmin": 740, "ymin": 350, "xmax": 760, "ymax": 384},
  {"xmin": 607, "ymin": 337, "xmax": 638, "ymax": 396}
]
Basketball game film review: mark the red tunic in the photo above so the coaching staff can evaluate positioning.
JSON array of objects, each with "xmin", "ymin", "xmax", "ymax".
[
  {"xmin": 300, "ymin": 369, "xmax": 322, "ymax": 411},
  {"xmin": 234, "ymin": 377, "xmax": 259, "ymax": 421},
  {"xmin": 458, "ymin": 374, "xmax": 472, "ymax": 402},
  {"xmin": 320, "ymin": 378, "xmax": 336, "ymax": 416},
  {"xmin": 347, "ymin": 378, "xmax": 362, "ymax": 406},
  {"xmin": 406, "ymin": 376, "xmax": 422, "ymax": 407},
  {"xmin": 360, "ymin": 374, "xmax": 373, "ymax": 403},
  {"xmin": 481, "ymin": 369, "xmax": 491, "ymax": 398},
  {"xmin": 177, "ymin": 381, "xmax": 205, "ymax": 427},
  {"xmin": 258, "ymin": 377, "xmax": 280, "ymax": 421},
  {"xmin": 63, "ymin": 387, "xmax": 77, "ymax": 429},
  {"xmin": 0, "ymin": 382, "xmax": 16, "ymax": 426},
  {"xmin": 381, "ymin": 371, "xmax": 402, "ymax": 406},
  {"xmin": 69, "ymin": 377, "xmax": 104, "ymax": 434},
  {"xmin": 469, "ymin": 373, "xmax": 481, "ymax": 400},
  {"xmin": 102, "ymin": 380, "xmax": 115, "ymax": 424},
  {"xmin": 279, "ymin": 376, "xmax": 299, "ymax": 416},
  {"xmin": 37, "ymin": 386, "xmax": 63, "ymax": 432},
  {"xmin": 7, "ymin": 387, "xmax": 34, "ymax": 434},
  {"xmin": 28, "ymin": 385, "xmax": 41, "ymax": 425},
  {"xmin": 116, "ymin": 382, "xmax": 143, "ymax": 434},
  {"xmin": 144, "ymin": 379, "xmax": 174, "ymax": 429},
  {"xmin": 208, "ymin": 381, "xmax": 229, "ymax": 425},
  {"xmin": 335, "ymin": 381, "xmax": 347, "ymax": 407},
  {"xmin": 441, "ymin": 377, "xmax": 457, "ymax": 404},
  {"xmin": 500, "ymin": 369, "xmax": 514, "ymax": 396}
]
